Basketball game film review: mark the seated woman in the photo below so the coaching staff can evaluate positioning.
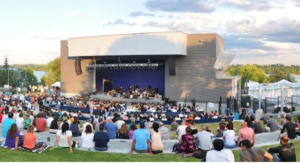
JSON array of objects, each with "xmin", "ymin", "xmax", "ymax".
[
  {"xmin": 223, "ymin": 123, "xmax": 236, "ymax": 149},
  {"xmin": 51, "ymin": 123, "xmax": 76, "ymax": 153},
  {"xmin": 176, "ymin": 127, "xmax": 196, "ymax": 154},
  {"xmin": 49, "ymin": 116, "xmax": 60, "ymax": 134},
  {"xmin": 80, "ymin": 124, "xmax": 94, "ymax": 148},
  {"xmin": 129, "ymin": 123, "xmax": 137, "ymax": 139},
  {"xmin": 219, "ymin": 119, "xmax": 226, "ymax": 131},
  {"xmin": 151, "ymin": 123, "xmax": 164, "ymax": 154},
  {"xmin": 188, "ymin": 120, "xmax": 198, "ymax": 135},
  {"xmin": 175, "ymin": 115, "xmax": 181, "ymax": 121},
  {"xmin": 118, "ymin": 123, "xmax": 129, "ymax": 139},
  {"xmin": 22, "ymin": 125, "xmax": 44, "ymax": 150},
  {"xmin": 70, "ymin": 118, "xmax": 81, "ymax": 137},
  {"xmin": 5, "ymin": 124, "xmax": 23, "ymax": 149},
  {"xmin": 24, "ymin": 114, "xmax": 33, "ymax": 130}
]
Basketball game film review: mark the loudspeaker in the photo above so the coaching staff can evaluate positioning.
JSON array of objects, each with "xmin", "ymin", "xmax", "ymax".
[
  {"xmin": 75, "ymin": 58, "xmax": 82, "ymax": 75},
  {"xmin": 169, "ymin": 58, "xmax": 176, "ymax": 76}
]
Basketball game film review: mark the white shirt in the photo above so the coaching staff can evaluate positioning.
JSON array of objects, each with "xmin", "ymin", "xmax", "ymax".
[
  {"xmin": 46, "ymin": 117, "xmax": 54, "ymax": 128},
  {"xmin": 82, "ymin": 122, "xmax": 93, "ymax": 133},
  {"xmin": 223, "ymin": 130, "xmax": 236, "ymax": 146},
  {"xmin": 206, "ymin": 149, "xmax": 235, "ymax": 162},
  {"xmin": 16, "ymin": 117, "xmax": 24, "ymax": 129},
  {"xmin": 176, "ymin": 125, "xmax": 187, "ymax": 140},
  {"xmin": 194, "ymin": 131, "xmax": 213, "ymax": 150},
  {"xmin": 81, "ymin": 132, "xmax": 95, "ymax": 148},
  {"xmin": 195, "ymin": 117, "xmax": 201, "ymax": 120},
  {"xmin": 178, "ymin": 114, "xmax": 183, "ymax": 118},
  {"xmin": 116, "ymin": 120, "xmax": 125, "ymax": 130},
  {"xmin": 2, "ymin": 115, "xmax": 8, "ymax": 123},
  {"xmin": 57, "ymin": 130, "xmax": 72, "ymax": 147},
  {"xmin": 212, "ymin": 115, "xmax": 219, "ymax": 119}
]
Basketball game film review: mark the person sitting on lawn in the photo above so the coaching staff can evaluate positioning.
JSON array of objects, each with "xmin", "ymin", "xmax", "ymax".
[
  {"xmin": 253, "ymin": 119, "xmax": 263, "ymax": 134},
  {"xmin": 194, "ymin": 125, "xmax": 213, "ymax": 151},
  {"xmin": 49, "ymin": 116, "xmax": 60, "ymax": 134},
  {"xmin": 117, "ymin": 123, "xmax": 129, "ymax": 139},
  {"xmin": 94, "ymin": 124, "xmax": 110, "ymax": 151},
  {"xmin": 176, "ymin": 127, "xmax": 196, "ymax": 154},
  {"xmin": 237, "ymin": 122, "xmax": 255, "ymax": 147},
  {"xmin": 105, "ymin": 118, "xmax": 118, "ymax": 139},
  {"xmin": 128, "ymin": 122, "xmax": 153, "ymax": 155},
  {"xmin": 70, "ymin": 118, "xmax": 81, "ymax": 137},
  {"xmin": 240, "ymin": 139, "xmax": 273, "ymax": 162},
  {"xmin": 267, "ymin": 135, "xmax": 296, "ymax": 162},
  {"xmin": 223, "ymin": 123, "xmax": 236, "ymax": 149},
  {"xmin": 2, "ymin": 112, "xmax": 16, "ymax": 138},
  {"xmin": 151, "ymin": 122, "xmax": 164, "ymax": 154},
  {"xmin": 158, "ymin": 122, "xmax": 170, "ymax": 140},
  {"xmin": 35, "ymin": 113, "xmax": 47, "ymax": 132},
  {"xmin": 80, "ymin": 124, "xmax": 94, "ymax": 148},
  {"xmin": 206, "ymin": 139, "xmax": 234, "ymax": 162},
  {"xmin": 22, "ymin": 125, "xmax": 44, "ymax": 151},
  {"xmin": 51, "ymin": 123, "xmax": 76, "ymax": 153},
  {"xmin": 5, "ymin": 124, "xmax": 23, "ymax": 149},
  {"xmin": 280, "ymin": 115, "xmax": 296, "ymax": 139}
]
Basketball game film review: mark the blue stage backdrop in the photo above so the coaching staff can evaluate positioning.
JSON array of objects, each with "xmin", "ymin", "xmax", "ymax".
[{"xmin": 96, "ymin": 69, "xmax": 165, "ymax": 95}]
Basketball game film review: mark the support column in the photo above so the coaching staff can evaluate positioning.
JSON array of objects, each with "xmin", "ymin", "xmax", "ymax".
[{"xmin": 93, "ymin": 67, "xmax": 96, "ymax": 92}]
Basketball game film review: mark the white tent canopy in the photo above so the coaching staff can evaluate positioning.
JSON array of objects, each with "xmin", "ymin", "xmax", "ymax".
[
  {"xmin": 51, "ymin": 82, "xmax": 61, "ymax": 88},
  {"xmin": 248, "ymin": 79, "xmax": 300, "ymax": 104}
]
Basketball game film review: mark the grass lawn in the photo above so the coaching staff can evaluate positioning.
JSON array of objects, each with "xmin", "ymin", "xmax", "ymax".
[{"xmin": 1, "ymin": 140, "xmax": 300, "ymax": 162}]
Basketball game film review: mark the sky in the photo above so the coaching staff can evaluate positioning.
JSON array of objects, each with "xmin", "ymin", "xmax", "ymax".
[{"xmin": 0, "ymin": 0, "xmax": 299, "ymax": 65}]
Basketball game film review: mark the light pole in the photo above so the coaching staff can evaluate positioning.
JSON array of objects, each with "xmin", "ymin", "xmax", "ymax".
[{"xmin": 8, "ymin": 69, "xmax": 9, "ymax": 86}]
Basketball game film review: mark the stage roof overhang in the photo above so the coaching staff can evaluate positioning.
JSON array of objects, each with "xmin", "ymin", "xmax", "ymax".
[{"xmin": 68, "ymin": 31, "xmax": 187, "ymax": 57}]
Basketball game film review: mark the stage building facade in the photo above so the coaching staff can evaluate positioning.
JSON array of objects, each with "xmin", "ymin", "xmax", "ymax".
[{"xmin": 60, "ymin": 31, "xmax": 239, "ymax": 103}]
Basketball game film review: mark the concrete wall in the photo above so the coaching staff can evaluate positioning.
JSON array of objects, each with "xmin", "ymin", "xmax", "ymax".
[
  {"xmin": 60, "ymin": 40, "xmax": 94, "ymax": 96},
  {"xmin": 164, "ymin": 33, "xmax": 232, "ymax": 102}
]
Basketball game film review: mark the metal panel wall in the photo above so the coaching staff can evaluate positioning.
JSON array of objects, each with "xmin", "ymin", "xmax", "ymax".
[
  {"xmin": 60, "ymin": 40, "xmax": 94, "ymax": 96},
  {"xmin": 165, "ymin": 34, "xmax": 233, "ymax": 102},
  {"xmin": 68, "ymin": 32, "xmax": 187, "ymax": 57}
]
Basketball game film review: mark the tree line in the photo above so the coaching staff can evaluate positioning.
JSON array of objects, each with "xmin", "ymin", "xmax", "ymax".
[{"xmin": 225, "ymin": 64, "xmax": 298, "ymax": 89}]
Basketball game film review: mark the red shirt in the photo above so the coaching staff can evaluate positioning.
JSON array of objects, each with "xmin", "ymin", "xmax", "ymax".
[
  {"xmin": 23, "ymin": 132, "xmax": 36, "ymax": 149},
  {"xmin": 0, "ymin": 113, "xmax": 2, "ymax": 123},
  {"xmin": 35, "ymin": 118, "xmax": 46, "ymax": 132}
]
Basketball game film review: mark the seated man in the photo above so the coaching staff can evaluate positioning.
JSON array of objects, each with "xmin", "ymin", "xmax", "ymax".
[
  {"xmin": 35, "ymin": 113, "xmax": 47, "ymax": 132},
  {"xmin": 237, "ymin": 122, "xmax": 255, "ymax": 147},
  {"xmin": 194, "ymin": 125, "xmax": 213, "ymax": 151},
  {"xmin": 158, "ymin": 122, "xmax": 170, "ymax": 140},
  {"xmin": 104, "ymin": 118, "xmax": 118, "ymax": 139},
  {"xmin": 240, "ymin": 140, "xmax": 273, "ymax": 162},
  {"xmin": 128, "ymin": 122, "xmax": 153, "ymax": 155},
  {"xmin": 267, "ymin": 135, "xmax": 296, "ymax": 162},
  {"xmin": 267, "ymin": 115, "xmax": 278, "ymax": 132},
  {"xmin": 94, "ymin": 125, "xmax": 109, "ymax": 151},
  {"xmin": 253, "ymin": 119, "xmax": 263, "ymax": 134},
  {"xmin": 206, "ymin": 139, "xmax": 234, "ymax": 162},
  {"xmin": 280, "ymin": 115, "xmax": 296, "ymax": 139}
]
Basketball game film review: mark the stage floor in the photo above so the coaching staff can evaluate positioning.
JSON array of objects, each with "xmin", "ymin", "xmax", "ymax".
[{"xmin": 90, "ymin": 93, "xmax": 163, "ymax": 104}]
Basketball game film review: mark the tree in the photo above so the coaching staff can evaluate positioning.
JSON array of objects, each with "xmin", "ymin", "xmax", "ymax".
[
  {"xmin": 237, "ymin": 64, "xmax": 268, "ymax": 89},
  {"xmin": 44, "ymin": 69, "xmax": 56, "ymax": 87},
  {"xmin": 286, "ymin": 72, "xmax": 296, "ymax": 83},
  {"xmin": 41, "ymin": 75, "xmax": 46, "ymax": 86},
  {"xmin": 274, "ymin": 69, "xmax": 286, "ymax": 82},
  {"xmin": 46, "ymin": 58, "xmax": 61, "ymax": 82}
]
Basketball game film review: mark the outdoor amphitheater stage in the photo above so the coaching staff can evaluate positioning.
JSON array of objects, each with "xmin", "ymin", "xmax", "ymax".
[{"xmin": 90, "ymin": 93, "xmax": 164, "ymax": 104}]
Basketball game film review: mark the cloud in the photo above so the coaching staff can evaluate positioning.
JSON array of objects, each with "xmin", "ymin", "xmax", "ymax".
[
  {"xmin": 129, "ymin": 11, "xmax": 155, "ymax": 17},
  {"xmin": 223, "ymin": 0, "xmax": 282, "ymax": 11},
  {"xmin": 67, "ymin": 12, "xmax": 81, "ymax": 17},
  {"xmin": 27, "ymin": 31, "xmax": 61, "ymax": 40},
  {"xmin": 144, "ymin": 0, "xmax": 215, "ymax": 13}
]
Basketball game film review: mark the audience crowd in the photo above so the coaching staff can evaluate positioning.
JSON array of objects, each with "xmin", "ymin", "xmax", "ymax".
[{"xmin": 0, "ymin": 92, "xmax": 299, "ymax": 162}]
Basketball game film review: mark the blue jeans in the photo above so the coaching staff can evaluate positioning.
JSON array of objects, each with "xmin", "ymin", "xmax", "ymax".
[
  {"xmin": 94, "ymin": 146, "xmax": 108, "ymax": 151},
  {"xmin": 224, "ymin": 143, "xmax": 236, "ymax": 149},
  {"xmin": 263, "ymin": 154, "xmax": 280, "ymax": 162}
]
